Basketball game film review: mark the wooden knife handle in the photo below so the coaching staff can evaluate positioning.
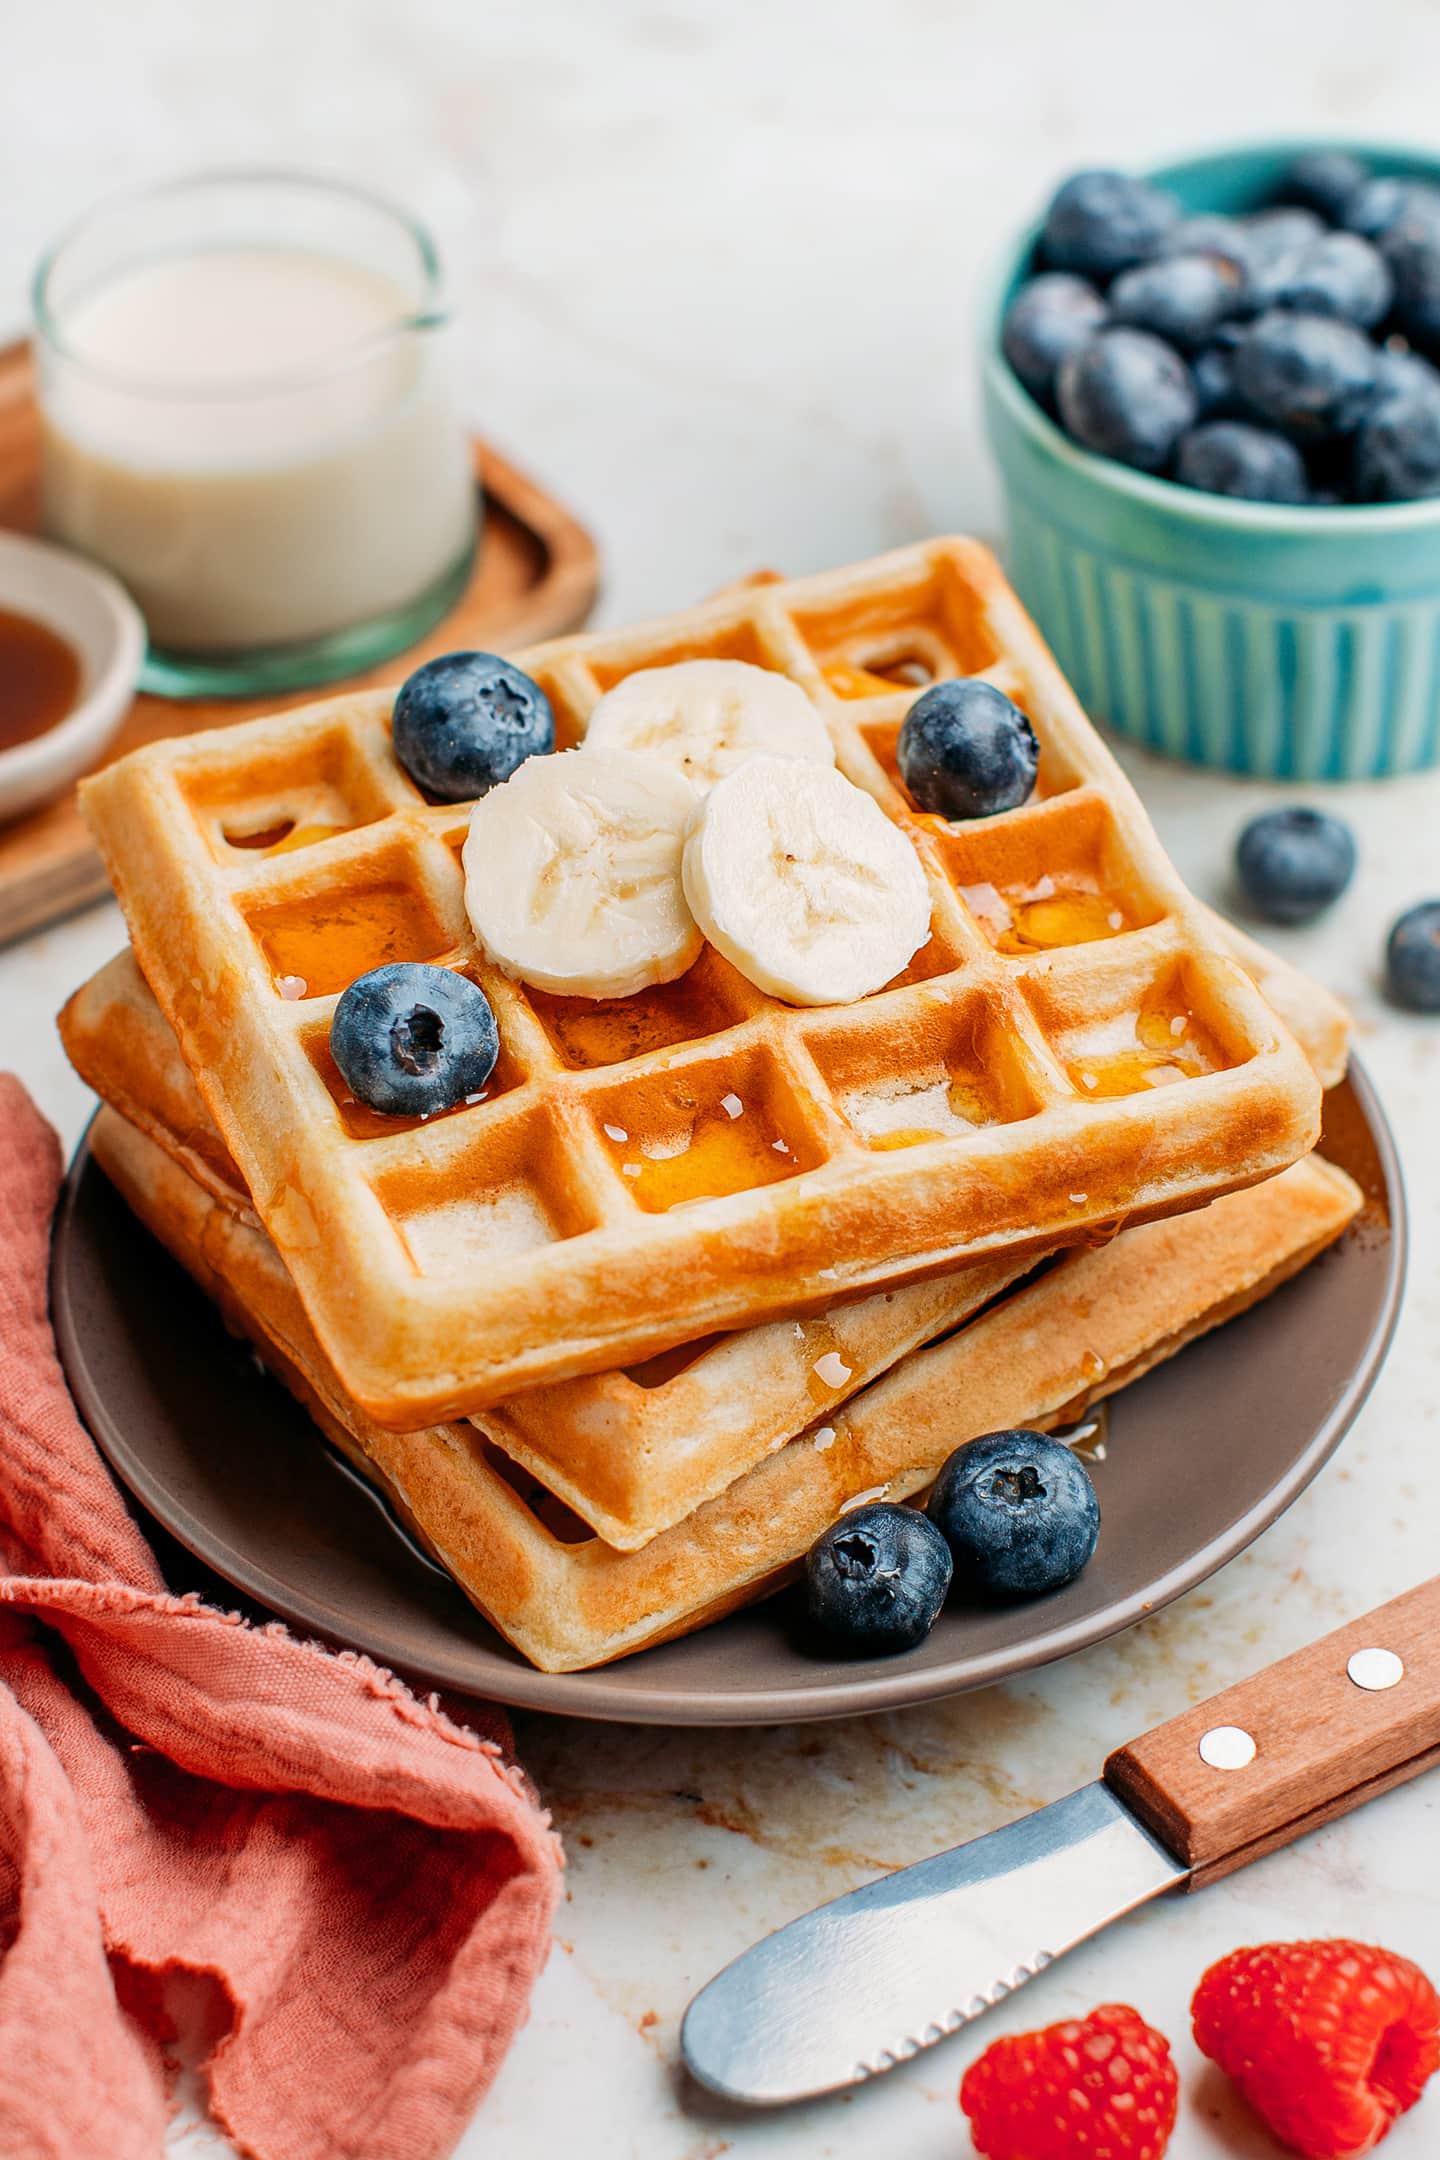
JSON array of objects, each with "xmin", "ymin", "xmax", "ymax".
[{"xmin": 1104, "ymin": 1577, "xmax": 1440, "ymax": 1891}]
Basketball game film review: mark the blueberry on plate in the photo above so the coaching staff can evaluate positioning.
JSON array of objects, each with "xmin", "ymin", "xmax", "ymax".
[
  {"xmin": 1001, "ymin": 273, "xmax": 1108, "ymax": 406},
  {"xmin": 1235, "ymin": 807, "xmax": 1357, "ymax": 925},
  {"xmin": 1380, "ymin": 226, "xmax": 1440, "ymax": 355},
  {"xmin": 805, "ymin": 1503, "xmax": 953, "ymax": 1655},
  {"xmin": 897, "ymin": 678, "xmax": 1039, "ymax": 821},
  {"xmin": 392, "ymin": 651, "xmax": 555, "ymax": 802},
  {"xmin": 1040, "ymin": 169, "xmax": 1179, "ymax": 281},
  {"xmin": 1344, "ymin": 176, "xmax": 1440, "ymax": 246},
  {"xmin": 330, "ymin": 961, "xmax": 499, "ymax": 1117},
  {"xmin": 1386, "ymin": 901, "xmax": 1440, "ymax": 1011},
  {"xmin": 1175, "ymin": 421, "xmax": 1310, "ymax": 504},
  {"xmin": 1353, "ymin": 387, "xmax": 1440, "ymax": 501},
  {"xmin": 1109, "ymin": 253, "xmax": 1245, "ymax": 348},
  {"xmin": 1277, "ymin": 149, "xmax": 1370, "ymax": 226},
  {"xmin": 1056, "ymin": 328, "xmax": 1198, "ymax": 471},
  {"xmin": 1233, "ymin": 310, "xmax": 1378, "ymax": 438},
  {"xmin": 927, "ymin": 1430, "xmax": 1099, "ymax": 1599},
  {"xmin": 1270, "ymin": 232, "xmax": 1394, "ymax": 329}
]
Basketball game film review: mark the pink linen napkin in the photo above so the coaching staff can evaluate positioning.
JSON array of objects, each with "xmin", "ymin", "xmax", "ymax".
[{"xmin": 0, "ymin": 1074, "xmax": 562, "ymax": 2160}]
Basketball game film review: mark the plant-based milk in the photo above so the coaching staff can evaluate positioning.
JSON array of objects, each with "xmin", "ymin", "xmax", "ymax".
[{"xmin": 40, "ymin": 247, "xmax": 475, "ymax": 652}]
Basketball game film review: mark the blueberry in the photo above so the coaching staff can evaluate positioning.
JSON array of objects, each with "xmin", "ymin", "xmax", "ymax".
[
  {"xmin": 1235, "ymin": 807, "xmax": 1357, "ymax": 925},
  {"xmin": 1191, "ymin": 325, "xmax": 1247, "ymax": 419},
  {"xmin": 1056, "ymin": 328, "xmax": 1198, "ymax": 471},
  {"xmin": 392, "ymin": 652, "xmax": 554, "ymax": 803},
  {"xmin": 1109, "ymin": 253, "xmax": 1245, "ymax": 348},
  {"xmin": 1344, "ymin": 177, "xmax": 1440, "ymax": 245},
  {"xmin": 330, "ymin": 962, "xmax": 499, "ymax": 1117},
  {"xmin": 1244, "ymin": 207, "xmax": 1328, "ymax": 271},
  {"xmin": 1161, "ymin": 215, "xmax": 1259, "ymax": 285},
  {"xmin": 1373, "ymin": 342, "xmax": 1440, "ymax": 405},
  {"xmin": 897, "ymin": 679, "xmax": 1039, "ymax": 821},
  {"xmin": 1381, "ymin": 227, "xmax": 1440, "ymax": 355},
  {"xmin": 1175, "ymin": 422, "xmax": 1309, "ymax": 504},
  {"xmin": 1386, "ymin": 902, "xmax": 1440, "ymax": 1012},
  {"xmin": 927, "ymin": 1431, "xmax": 1100, "ymax": 1599},
  {"xmin": 1233, "ymin": 311, "xmax": 1378, "ymax": 438},
  {"xmin": 1001, "ymin": 273, "xmax": 1108, "ymax": 407},
  {"xmin": 1353, "ymin": 390, "xmax": 1440, "ymax": 501},
  {"xmin": 805, "ymin": 1503, "xmax": 953, "ymax": 1654},
  {"xmin": 1277, "ymin": 150, "xmax": 1370, "ymax": 225},
  {"xmin": 1040, "ymin": 169, "xmax": 1180, "ymax": 281},
  {"xmin": 1270, "ymin": 232, "xmax": 1393, "ymax": 329}
]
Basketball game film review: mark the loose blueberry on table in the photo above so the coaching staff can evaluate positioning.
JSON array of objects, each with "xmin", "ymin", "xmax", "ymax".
[
  {"xmin": 1386, "ymin": 900, "xmax": 1440, "ymax": 1011},
  {"xmin": 1234, "ymin": 806, "xmax": 1358, "ymax": 925},
  {"xmin": 896, "ymin": 678, "xmax": 1039, "ymax": 821},
  {"xmin": 330, "ymin": 961, "xmax": 500, "ymax": 1117},
  {"xmin": 804, "ymin": 1503, "xmax": 953, "ymax": 1655},
  {"xmin": 927, "ymin": 1429, "xmax": 1100, "ymax": 1597},
  {"xmin": 1002, "ymin": 152, "xmax": 1440, "ymax": 500},
  {"xmin": 392, "ymin": 650, "xmax": 555, "ymax": 801}
]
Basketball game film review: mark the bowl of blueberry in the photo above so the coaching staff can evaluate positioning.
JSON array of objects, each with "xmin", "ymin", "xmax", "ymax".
[{"xmin": 984, "ymin": 142, "xmax": 1440, "ymax": 782}]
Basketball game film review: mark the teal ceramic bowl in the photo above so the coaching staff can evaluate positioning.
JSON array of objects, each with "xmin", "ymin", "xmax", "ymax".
[{"xmin": 983, "ymin": 142, "xmax": 1440, "ymax": 780}]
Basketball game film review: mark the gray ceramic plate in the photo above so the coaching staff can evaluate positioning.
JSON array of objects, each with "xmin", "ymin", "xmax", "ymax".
[{"xmin": 53, "ymin": 1067, "xmax": 1404, "ymax": 1726}]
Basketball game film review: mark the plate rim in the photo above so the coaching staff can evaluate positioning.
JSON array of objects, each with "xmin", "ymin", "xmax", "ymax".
[{"xmin": 53, "ymin": 1058, "xmax": 1407, "ymax": 1725}]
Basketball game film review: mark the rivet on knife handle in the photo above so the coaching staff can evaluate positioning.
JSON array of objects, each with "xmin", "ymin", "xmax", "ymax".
[{"xmin": 1104, "ymin": 1575, "xmax": 1440, "ymax": 1890}]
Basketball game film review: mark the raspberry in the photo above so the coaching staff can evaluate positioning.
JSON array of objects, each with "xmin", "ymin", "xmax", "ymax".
[
  {"xmin": 1193, "ymin": 1940, "xmax": 1440, "ymax": 2158},
  {"xmin": 960, "ymin": 2001, "xmax": 1178, "ymax": 2160}
]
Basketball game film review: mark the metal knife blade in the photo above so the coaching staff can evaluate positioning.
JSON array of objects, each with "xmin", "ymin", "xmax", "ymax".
[{"xmin": 680, "ymin": 1781, "xmax": 1185, "ymax": 2106}]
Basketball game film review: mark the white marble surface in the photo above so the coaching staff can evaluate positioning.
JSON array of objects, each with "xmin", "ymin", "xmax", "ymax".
[{"xmin": 4, "ymin": 3, "xmax": 1440, "ymax": 2154}]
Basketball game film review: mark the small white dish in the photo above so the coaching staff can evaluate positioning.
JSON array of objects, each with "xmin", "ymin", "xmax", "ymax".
[{"xmin": 0, "ymin": 529, "xmax": 145, "ymax": 825}]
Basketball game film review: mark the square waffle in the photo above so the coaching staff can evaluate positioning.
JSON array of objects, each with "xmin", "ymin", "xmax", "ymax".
[
  {"xmin": 90, "ymin": 1104, "xmax": 1361, "ymax": 1672},
  {"xmin": 61, "ymin": 928, "xmax": 1348, "ymax": 1550},
  {"xmin": 80, "ymin": 540, "xmax": 1324, "ymax": 1427}
]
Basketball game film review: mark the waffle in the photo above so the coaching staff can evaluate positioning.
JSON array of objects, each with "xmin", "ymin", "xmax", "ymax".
[
  {"xmin": 62, "ymin": 934, "xmax": 1348, "ymax": 1549},
  {"xmin": 60, "ymin": 946, "xmax": 1029, "ymax": 1547},
  {"xmin": 90, "ymin": 1106, "xmax": 1361, "ymax": 1672},
  {"xmin": 80, "ymin": 539, "xmax": 1324, "ymax": 1427}
]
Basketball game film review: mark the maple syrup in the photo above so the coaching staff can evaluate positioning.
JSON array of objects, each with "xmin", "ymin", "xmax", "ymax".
[
  {"xmin": 249, "ymin": 881, "xmax": 448, "ymax": 997},
  {"xmin": 225, "ymin": 817, "xmax": 343, "ymax": 856},
  {"xmin": 1066, "ymin": 1402, "xmax": 1110, "ymax": 1464},
  {"xmin": 603, "ymin": 1094, "xmax": 802, "ymax": 1213},
  {"xmin": 995, "ymin": 886, "xmax": 1131, "ymax": 954},
  {"xmin": 1067, "ymin": 1005, "xmax": 1220, "ymax": 1099},
  {"xmin": 821, "ymin": 660, "xmax": 906, "ymax": 700},
  {"xmin": 527, "ymin": 966, "xmax": 736, "ymax": 1069},
  {"xmin": 0, "ymin": 607, "xmax": 82, "ymax": 750},
  {"xmin": 851, "ymin": 1069, "xmax": 993, "ymax": 1149}
]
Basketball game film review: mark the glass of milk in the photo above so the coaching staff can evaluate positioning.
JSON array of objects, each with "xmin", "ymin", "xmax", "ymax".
[{"xmin": 33, "ymin": 172, "xmax": 478, "ymax": 696}]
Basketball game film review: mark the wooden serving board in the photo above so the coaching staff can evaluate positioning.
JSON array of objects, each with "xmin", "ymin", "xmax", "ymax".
[{"xmin": 0, "ymin": 342, "xmax": 600, "ymax": 946}]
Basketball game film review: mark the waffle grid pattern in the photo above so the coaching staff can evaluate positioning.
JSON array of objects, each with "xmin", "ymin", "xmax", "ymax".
[
  {"xmin": 91, "ymin": 1106, "xmax": 1360, "ymax": 1673},
  {"xmin": 81, "ymin": 540, "xmax": 1321, "ymax": 1425},
  {"xmin": 63, "ymin": 945, "xmax": 1346, "ymax": 1554}
]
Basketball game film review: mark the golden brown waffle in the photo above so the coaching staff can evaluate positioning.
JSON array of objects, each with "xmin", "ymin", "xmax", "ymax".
[
  {"xmin": 80, "ymin": 540, "xmax": 1324, "ymax": 1427},
  {"xmin": 61, "ymin": 946, "xmax": 1028, "ymax": 1546},
  {"xmin": 91, "ymin": 1106, "xmax": 1361, "ymax": 1672},
  {"xmin": 61, "ymin": 928, "xmax": 1349, "ymax": 1546}
]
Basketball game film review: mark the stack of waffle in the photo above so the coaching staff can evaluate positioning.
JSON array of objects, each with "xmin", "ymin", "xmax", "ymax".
[{"xmin": 64, "ymin": 540, "xmax": 1359, "ymax": 1671}]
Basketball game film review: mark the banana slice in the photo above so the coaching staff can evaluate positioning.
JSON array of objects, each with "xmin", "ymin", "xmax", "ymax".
[
  {"xmin": 462, "ymin": 748, "xmax": 701, "ymax": 999},
  {"xmin": 683, "ymin": 755, "xmax": 931, "ymax": 1006},
  {"xmin": 584, "ymin": 660, "xmax": 834, "ymax": 795}
]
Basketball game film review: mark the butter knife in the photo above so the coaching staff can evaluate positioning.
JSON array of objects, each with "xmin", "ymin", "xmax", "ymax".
[{"xmin": 682, "ymin": 1576, "xmax": 1440, "ymax": 2105}]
